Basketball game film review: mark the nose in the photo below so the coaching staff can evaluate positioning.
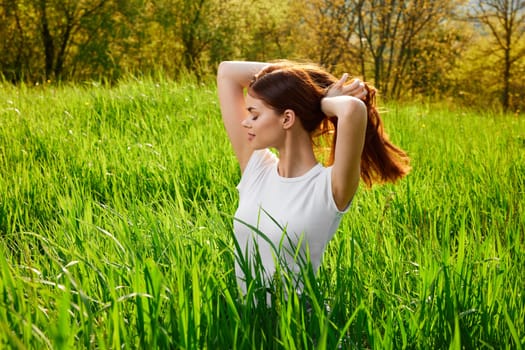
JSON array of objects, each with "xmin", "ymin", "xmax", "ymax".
[{"xmin": 241, "ymin": 118, "xmax": 251, "ymax": 128}]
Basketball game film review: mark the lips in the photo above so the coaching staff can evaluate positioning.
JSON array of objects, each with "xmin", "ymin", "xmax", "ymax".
[{"xmin": 248, "ymin": 133, "xmax": 255, "ymax": 141}]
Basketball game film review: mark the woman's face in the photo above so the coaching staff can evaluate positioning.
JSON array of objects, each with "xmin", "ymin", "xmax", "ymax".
[{"xmin": 242, "ymin": 94, "xmax": 286, "ymax": 150}]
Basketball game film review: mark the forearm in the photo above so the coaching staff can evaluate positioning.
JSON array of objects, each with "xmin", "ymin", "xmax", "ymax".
[
  {"xmin": 217, "ymin": 61, "xmax": 269, "ymax": 88},
  {"xmin": 321, "ymin": 95, "xmax": 367, "ymax": 157},
  {"xmin": 323, "ymin": 96, "xmax": 367, "ymax": 209},
  {"xmin": 321, "ymin": 96, "xmax": 366, "ymax": 120},
  {"xmin": 216, "ymin": 61, "xmax": 267, "ymax": 170}
]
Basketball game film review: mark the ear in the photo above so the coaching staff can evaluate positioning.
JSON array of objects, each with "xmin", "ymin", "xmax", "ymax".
[{"xmin": 282, "ymin": 109, "xmax": 296, "ymax": 130}]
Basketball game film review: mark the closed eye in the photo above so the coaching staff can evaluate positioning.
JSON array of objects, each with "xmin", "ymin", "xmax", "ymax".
[{"xmin": 247, "ymin": 106, "xmax": 258, "ymax": 120}]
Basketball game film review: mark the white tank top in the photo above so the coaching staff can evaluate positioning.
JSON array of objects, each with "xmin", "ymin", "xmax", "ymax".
[{"xmin": 234, "ymin": 149, "xmax": 349, "ymax": 293}]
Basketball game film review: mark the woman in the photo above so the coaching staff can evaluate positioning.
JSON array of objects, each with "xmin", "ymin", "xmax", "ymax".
[{"xmin": 217, "ymin": 61, "xmax": 410, "ymax": 296}]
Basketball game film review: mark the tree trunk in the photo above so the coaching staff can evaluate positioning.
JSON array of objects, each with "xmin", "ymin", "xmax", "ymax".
[
  {"xmin": 39, "ymin": 0, "xmax": 54, "ymax": 80},
  {"xmin": 55, "ymin": 23, "xmax": 73, "ymax": 80},
  {"xmin": 502, "ymin": 15, "xmax": 511, "ymax": 111}
]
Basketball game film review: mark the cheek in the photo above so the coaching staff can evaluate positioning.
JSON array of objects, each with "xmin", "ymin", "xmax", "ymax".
[{"xmin": 260, "ymin": 121, "xmax": 281, "ymax": 135}]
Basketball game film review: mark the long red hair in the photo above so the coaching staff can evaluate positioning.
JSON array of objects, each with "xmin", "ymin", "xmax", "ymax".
[{"xmin": 249, "ymin": 61, "xmax": 410, "ymax": 187}]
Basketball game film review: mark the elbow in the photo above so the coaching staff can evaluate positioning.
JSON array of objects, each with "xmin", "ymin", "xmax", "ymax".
[
  {"xmin": 217, "ymin": 61, "xmax": 233, "ymax": 80},
  {"xmin": 349, "ymin": 96, "xmax": 367, "ymax": 115},
  {"xmin": 217, "ymin": 61, "xmax": 226, "ymax": 82},
  {"xmin": 343, "ymin": 97, "xmax": 368, "ymax": 126}
]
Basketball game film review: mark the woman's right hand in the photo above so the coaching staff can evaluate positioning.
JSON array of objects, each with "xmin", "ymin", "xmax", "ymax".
[{"xmin": 325, "ymin": 73, "xmax": 367, "ymax": 100}]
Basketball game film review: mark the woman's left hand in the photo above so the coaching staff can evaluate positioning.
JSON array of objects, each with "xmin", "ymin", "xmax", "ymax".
[{"xmin": 325, "ymin": 73, "xmax": 367, "ymax": 100}]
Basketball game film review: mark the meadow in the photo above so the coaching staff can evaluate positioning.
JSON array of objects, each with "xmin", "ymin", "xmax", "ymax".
[{"xmin": 0, "ymin": 77, "xmax": 523, "ymax": 349}]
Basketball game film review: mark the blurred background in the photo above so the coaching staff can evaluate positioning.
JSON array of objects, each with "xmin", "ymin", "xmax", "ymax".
[{"xmin": 1, "ymin": 0, "xmax": 524, "ymax": 112}]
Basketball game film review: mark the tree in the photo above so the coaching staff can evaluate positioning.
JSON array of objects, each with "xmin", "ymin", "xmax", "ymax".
[
  {"xmin": 470, "ymin": 0, "xmax": 525, "ymax": 111},
  {"xmin": 356, "ymin": 0, "xmax": 460, "ymax": 99},
  {"xmin": 37, "ymin": 0, "xmax": 109, "ymax": 80},
  {"xmin": 0, "ymin": 0, "xmax": 116, "ymax": 82},
  {"xmin": 153, "ymin": 0, "xmax": 251, "ymax": 78},
  {"xmin": 296, "ymin": 0, "xmax": 360, "ymax": 72},
  {"xmin": 0, "ymin": 1, "xmax": 41, "ymax": 82},
  {"xmin": 230, "ymin": 0, "xmax": 298, "ymax": 63}
]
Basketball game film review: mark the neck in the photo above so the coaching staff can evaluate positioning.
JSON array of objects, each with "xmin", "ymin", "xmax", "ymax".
[{"xmin": 275, "ymin": 133, "xmax": 317, "ymax": 178}]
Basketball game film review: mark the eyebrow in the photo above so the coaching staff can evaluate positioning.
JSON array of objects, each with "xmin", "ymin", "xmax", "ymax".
[{"xmin": 247, "ymin": 106, "xmax": 257, "ymax": 112}]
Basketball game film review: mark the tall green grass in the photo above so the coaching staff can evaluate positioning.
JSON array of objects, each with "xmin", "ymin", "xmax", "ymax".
[{"xmin": 0, "ymin": 78, "xmax": 523, "ymax": 349}]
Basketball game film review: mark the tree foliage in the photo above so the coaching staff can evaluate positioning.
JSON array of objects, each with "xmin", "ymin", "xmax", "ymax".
[
  {"xmin": 294, "ymin": 0, "xmax": 359, "ymax": 71},
  {"xmin": 0, "ymin": 0, "xmax": 524, "ymax": 111},
  {"xmin": 467, "ymin": 0, "xmax": 525, "ymax": 111}
]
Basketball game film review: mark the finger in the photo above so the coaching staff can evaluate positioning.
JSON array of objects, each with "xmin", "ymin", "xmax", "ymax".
[
  {"xmin": 345, "ymin": 80, "xmax": 367, "ymax": 98},
  {"xmin": 343, "ymin": 81, "xmax": 359, "ymax": 96},
  {"xmin": 357, "ymin": 88, "xmax": 368, "ymax": 99},
  {"xmin": 357, "ymin": 82, "xmax": 366, "ymax": 95},
  {"xmin": 336, "ymin": 73, "xmax": 349, "ymax": 87},
  {"xmin": 346, "ymin": 79, "xmax": 361, "ymax": 92}
]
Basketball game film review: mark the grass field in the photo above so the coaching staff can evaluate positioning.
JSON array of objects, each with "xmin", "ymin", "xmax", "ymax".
[{"xmin": 0, "ymin": 77, "xmax": 524, "ymax": 349}]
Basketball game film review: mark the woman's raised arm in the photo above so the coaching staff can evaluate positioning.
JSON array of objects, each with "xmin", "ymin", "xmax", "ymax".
[
  {"xmin": 322, "ymin": 95, "xmax": 367, "ymax": 211},
  {"xmin": 321, "ymin": 74, "xmax": 368, "ymax": 211},
  {"xmin": 217, "ymin": 61, "xmax": 268, "ymax": 172}
]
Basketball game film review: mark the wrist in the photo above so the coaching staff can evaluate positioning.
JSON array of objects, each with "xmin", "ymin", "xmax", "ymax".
[
  {"xmin": 322, "ymin": 96, "xmax": 364, "ymax": 119},
  {"xmin": 321, "ymin": 96, "xmax": 344, "ymax": 117}
]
